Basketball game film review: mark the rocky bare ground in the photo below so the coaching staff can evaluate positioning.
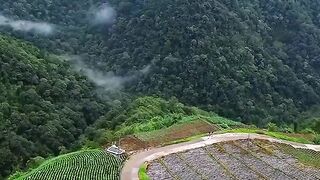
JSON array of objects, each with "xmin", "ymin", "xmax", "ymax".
[
  {"xmin": 222, "ymin": 142, "xmax": 291, "ymax": 180},
  {"xmin": 147, "ymin": 160, "xmax": 173, "ymax": 180},
  {"xmin": 147, "ymin": 140, "xmax": 320, "ymax": 180},
  {"xmin": 238, "ymin": 141, "xmax": 318, "ymax": 180},
  {"xmin": 179, "ymin": 148, "xmax": 231, "ymax": 180},
  {"xmin": 161, "ymin": 154, "xmax": 200, "ymax": 180}
]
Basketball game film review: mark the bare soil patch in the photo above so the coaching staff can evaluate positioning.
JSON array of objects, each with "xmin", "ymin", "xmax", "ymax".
[{"xmin": 120, "ymin": 136, "xmax": 149, "ymax": 152}]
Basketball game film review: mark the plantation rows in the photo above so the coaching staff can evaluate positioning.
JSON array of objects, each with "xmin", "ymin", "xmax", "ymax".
[
  {"xmin": 147, "ymin": 140, "xmax": 320, "ymax": 180},
  {"xmin": 21, "ymin": 150, "xmax": 125, "ymax": 180}
]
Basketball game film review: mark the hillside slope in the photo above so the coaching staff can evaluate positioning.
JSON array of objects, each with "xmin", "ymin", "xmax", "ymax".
[
  {"xmin": 85, "ymin": 96, "xmax": 243, "ymax": 146},
  {"xmin": 1, "ymin": 0, "xmax": 320, "ymax": 126},
  {"xmin": 106, "ymin": 0, "xmax": 320, "ymax": 125},
  {"xmin": 0, "ymin": 35, "xmax": 112, "ymax": 178},
  {"xmin": 9, "ymin": 149, "xmax": 125, "ymax": 180}
]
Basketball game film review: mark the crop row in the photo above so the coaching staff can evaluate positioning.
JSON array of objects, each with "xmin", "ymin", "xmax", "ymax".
[
  {"xmin": 147, "ymin": 140, "xmax": 320, "ymax": 180},
  {"xmin": 22, "ymin": 150, "xmax": 124, "ymax": 180}
]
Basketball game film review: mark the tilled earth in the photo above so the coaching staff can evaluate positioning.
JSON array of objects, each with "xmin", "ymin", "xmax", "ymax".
[{"xmin": 147, "ymin": 140, "xmax": 320, "ymax": 180}]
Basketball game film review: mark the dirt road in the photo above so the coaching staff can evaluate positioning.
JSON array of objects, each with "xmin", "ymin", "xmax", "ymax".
[{"xmin": 120, "ymin": 133, "xmax": 320, "ymax": 180}]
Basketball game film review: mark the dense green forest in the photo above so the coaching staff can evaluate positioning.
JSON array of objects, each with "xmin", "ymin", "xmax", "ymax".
[
  {"xmin": 2, "ymin": 0, "xmax": 320, "ymax": 178},
  {"xmin": 0, "ymin": 35, "xmax": 122, "ymax": 178},
  {"xmin": 2, "ymin": 0, "xmax": 320, "ymax": 126}
]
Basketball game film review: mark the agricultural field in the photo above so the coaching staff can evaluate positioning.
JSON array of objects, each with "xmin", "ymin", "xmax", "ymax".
[
  {"xmin": 134, "ymin": 120, "xmax": 218, "ymax": 146},
  {"xmin": 120, "ymin": 119, "xmax": 219, "ymax": 152},
  {"xmin": 123, "ymin": 115, "xmax": 245, "ymax": 150},
  {"xmin": 147, "ymin": 140, "xmax": 320, "ymax": 180},
  {"xmin": 10, "ymin": 149, "xmax": 126, "ymax": 180}
]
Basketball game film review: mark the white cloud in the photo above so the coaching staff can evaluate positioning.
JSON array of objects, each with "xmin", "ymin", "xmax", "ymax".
[
  {"xmin": 92, "ymin": 4, "xmax": 116, "ymax": 25},
  {"xmin": 0, "ymin": 15, "xmax": 54, "ymax": 35},
  {"xmin": 62, "ymin": 55, "xmax": 151, "ymax": 91}
]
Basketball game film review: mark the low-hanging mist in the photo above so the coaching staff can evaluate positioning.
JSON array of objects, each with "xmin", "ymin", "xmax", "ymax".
[
  {"xmin": 90, "ymin": 4, "xmax": 116, "ymax": 25},
  {"xmin": 0, "ymin": 15, "xmax": 54, "ymax": 35},
  {"xmin": 63, "ymin": 55, "xmax": 151, "ymax": 91}
]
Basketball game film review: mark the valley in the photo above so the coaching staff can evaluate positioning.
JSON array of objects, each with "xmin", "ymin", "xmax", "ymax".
[{"xmin": 1, "ymin": 0, "xmax": 320, "ymax": 179}]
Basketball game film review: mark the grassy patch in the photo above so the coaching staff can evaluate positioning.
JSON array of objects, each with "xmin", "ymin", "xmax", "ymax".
[
  {"xmin": 223, "ymin": 128, "xmax": 313, "ymax": 144},
  {"xmin": 223, "ymin": 128, "xmax": 261, "ymax": 134},
  {"xmin": 265, "ymin": 131, "xmax": 311, "ymax": 144},
  {"xmin": 138, "ymin": 163, "xmax": 150, "ymax": 180},
  {"xmin": 145, "ymin": 127, "xmax": 315, "ymax": 147},
  {"xmin": 279, "ymin": 144, "xmax": 320, "ymax": 168},
  {"xmin": 116, "ymin": 113, "xmax": 243, "ymax": 138},
  {"xmin": 134, "ymin": 119, "xmax": 217, "ymax": 146},
  {"xmin": 130, "ymin": 114, "xmax": 244, "ymax": 146},
  {"xmin": 134, "ymin": 119, "xmax": 212, "ymax": 141},
  {"xmin": 203, "ymin": 115, "xmax": 243, "ymax": 127},
  {"xmin": 162, "ymin": 133, "xmax": 206, "ymax": 146}
]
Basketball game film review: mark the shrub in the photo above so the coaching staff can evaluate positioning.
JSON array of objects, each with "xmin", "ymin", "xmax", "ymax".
[
  {"xmin": 267, "ymin": 122, "xmax": 278, "ymax": 132},
  {"xmin": 279, "ymin": 127, "xmax": 294, "ymax": 133},
  {"xmin": 300, "ymin": 128, "xmax": 316, "ymax": 134},
  {"xmin": 26, "ymin": 156, "xmax": 45, "ymax": 169},
  {"xmin": 313, "ymin": 135, "xmax": 320, "ymax": 145},
  {"xmin": 139, "ymin": 163, "xmax": 150, "ymax": 180}
]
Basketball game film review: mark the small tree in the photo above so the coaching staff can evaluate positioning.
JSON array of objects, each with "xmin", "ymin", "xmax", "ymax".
[
  {"xmin": 26, "ymin": 156, "xmax": 45, "ymax": 169},
  {"xmin": 267, "ymin": 122, "xmax": 278, "ymax": 132}
]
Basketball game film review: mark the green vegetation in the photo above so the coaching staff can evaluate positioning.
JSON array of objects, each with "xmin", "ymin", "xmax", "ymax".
[
  {"xmin": 224, "ymin": 128, "xmax": 314, "ymax": 144},
  {"xmin": 89, "ymin": 96, "xmax": 244, "ymax": 144},
  {"xmin": 0, "ymin": 34, "xmax": 121, "ymax": 178},
  {"xmin": 3, "ymin": 0, "xmax": 320, "ymax": 127},
  {"xmin": 122, "ymin": 114, "xmax": 242, "ymax": 139},
  {"xmin": 10, "ymin": 149, "xmax": 125, "ymax": 180},
  {"xmin": 279, "ymin": 144, "xmax": 320, "ymax": 168},
  {"xmin": 265, "ymin": 132, "xmax": 311, "ymax": 144},
  {"xmin": 314, "ymin": 135, "xmax": 320, "ymax": 145},
  {"xmin": 298, "ymin": 106, "xmax": 320, "ymax": 134},
  {"xmin": 138, "ymin": 163, "xmax": 150, "ymax": 180},
  {"xmin": 2, "ymin": 0, "xmax": 320, "ymax": 178},
  {"xmin": 163, "ymin": 134, "xmax": 208, "ymax": 146},
  {"xmin": 134, "ymin": 120, "xmax": 210, "ymax": 142}
]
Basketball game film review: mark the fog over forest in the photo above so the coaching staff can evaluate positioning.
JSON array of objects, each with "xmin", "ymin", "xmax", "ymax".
[{"xmin": 1, "ymin": 0, "xmax": 320, "ymax": 179}]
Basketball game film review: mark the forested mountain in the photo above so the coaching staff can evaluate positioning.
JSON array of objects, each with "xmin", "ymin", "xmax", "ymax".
[
  {"xmin": 0, "ymin": 35, "xmax": 118, "ymax": 178},
  {"xmin": 2, "ymin": 0, "xmax": 320, "ymax": 127},
  {"xmin": 2, "ymin": 0, "xmax": 320, "ymax": 177}
]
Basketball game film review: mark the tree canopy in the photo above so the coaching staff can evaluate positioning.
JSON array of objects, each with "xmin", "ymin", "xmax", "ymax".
[
  {"xmin": 2, "ymin": 0, "xmax": 320, "ymax": 126},
  {"xmin": 0, "ymin": 35, "xmax": 115, "ymax": 178},
  {"xmin": 2, "ymin": 0, "xmax": 320, "ymax": 178}
]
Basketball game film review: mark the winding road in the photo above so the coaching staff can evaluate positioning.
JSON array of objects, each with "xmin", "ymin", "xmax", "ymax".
[{"xmin": 120, "ymin": 133, "xmax": 320, "ymax": 180}]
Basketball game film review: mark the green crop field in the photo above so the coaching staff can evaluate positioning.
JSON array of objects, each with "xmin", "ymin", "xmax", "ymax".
[
  {"xmin": 134, "ymin": 119, "xmax": 220, "ymax": 144},
  {"xmin": 10, "ymin": 149, "xmax": 125, "ymax": 180}
]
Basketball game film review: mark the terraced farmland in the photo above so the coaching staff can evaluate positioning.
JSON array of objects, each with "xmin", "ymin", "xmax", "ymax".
[
  {"xmin": 12, "ymin": 149, "xmax": 126, "ymax": 180},
  {"xmin": 147, "ymin": 140, "xmax": 320, "ymax": 180},
  {"xmin": 135, "ymin": 120, "xmax": 217, "ymax": 145}
]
